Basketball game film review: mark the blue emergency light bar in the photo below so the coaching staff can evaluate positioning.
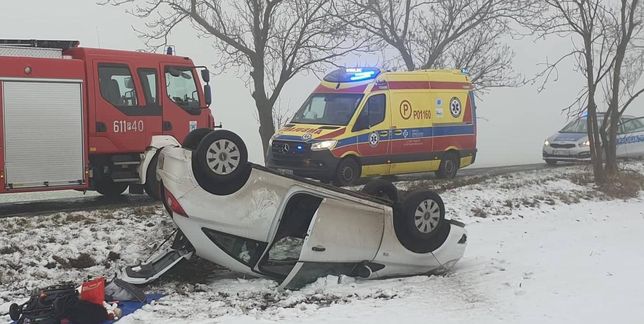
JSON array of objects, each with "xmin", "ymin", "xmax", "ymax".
[{"xmin": 324, "ymin": 67, "xmax": 382, "ymax": 83}]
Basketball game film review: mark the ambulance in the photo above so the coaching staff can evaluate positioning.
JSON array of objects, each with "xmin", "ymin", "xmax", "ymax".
[{"xmin": 266, "ymin": 67, "xmax": 477, "ymax": 185}]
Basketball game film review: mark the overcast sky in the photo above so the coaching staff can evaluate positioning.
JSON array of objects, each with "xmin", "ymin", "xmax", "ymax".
[{"xmin": 3, "ymin": 1, "xmax": 643, "ymax": 167}]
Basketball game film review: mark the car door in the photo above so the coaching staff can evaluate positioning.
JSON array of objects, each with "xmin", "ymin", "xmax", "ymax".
[
  {"xmin": 619, "ymin": 117, "xmax": 644, "ymax": 157},
  {"xmin": 92, "ymin": 62, "xmax": 162, "ymax": 153},
  {"xmin": 270, "ymin": 195, "xmax": 385, "ymax": 290},
  {"xmin": 160, "ymin": 64, "xmax": 210, "ymax": 143},
  {"xmin": 352, "ymin": 93, "xmax": 391, "ymax": 176}
]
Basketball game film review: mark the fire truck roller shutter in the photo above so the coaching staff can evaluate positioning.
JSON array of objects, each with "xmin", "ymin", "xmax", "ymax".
[{"xmin": 2, "ymin": 80, "xmax": 85, "ymax": 189}]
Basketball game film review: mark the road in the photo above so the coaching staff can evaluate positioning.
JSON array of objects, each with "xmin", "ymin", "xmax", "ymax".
[{"xmin": 0, "ymin": 162, "xmax": 553, "ymax": 218}]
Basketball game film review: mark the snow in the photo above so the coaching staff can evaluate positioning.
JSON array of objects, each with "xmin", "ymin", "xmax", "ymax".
[{"xmin": 2, "ymin": 162, "xmax": 644, "ymax": 323}]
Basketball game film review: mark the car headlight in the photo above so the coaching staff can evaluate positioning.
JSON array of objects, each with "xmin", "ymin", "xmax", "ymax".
[
  {"xmin": 269, "ymin": 135, "xmax": 277, "ymax": 146},
  {"xmin": 544, "ymin": 140, "xmax": 550, "ymax": 147},
  {"xmin": 311, "ymin": 140, "xmax": 338, "ymax": 151},
  {"xmin": 581, "ymin": 140, "xmax": 590, "ymax": 147}
]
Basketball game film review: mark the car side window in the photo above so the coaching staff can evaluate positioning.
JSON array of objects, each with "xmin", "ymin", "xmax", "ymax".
[
  {"xmin": 202, "ymin": 228, "xmax": 267, "ymax": 267},
  {"xmin": 98, "ymin": 64, "xmax": 138, "ymax": 107},
  {"xmin": 138, "ymin": 68, "xmax": 159, "ymax": 106},
  {"xmin": 165, "ymin": 66, "xmax": 200, "ymax": 112},
  {"xmin": 623, "ymin": 118, "xmax": 644, "ymax": 133},
  {"xmin": 353, "ymin": 94, "xmax": 386, "ymax": 131}
]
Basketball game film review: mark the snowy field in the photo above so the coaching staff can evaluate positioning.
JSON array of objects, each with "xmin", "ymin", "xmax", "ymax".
[{"xmin": 1, "ymin": 162, "xmax": 644, "ymax": 323}]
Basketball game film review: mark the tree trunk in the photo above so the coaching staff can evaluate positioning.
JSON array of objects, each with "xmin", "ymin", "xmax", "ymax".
[
  {"xmin": 604, "ymin": 110, "xmax": 620, "ymax": 176},
  {"xmin": 256, "ymin": 98, "xmax": 276, "ymax": 163}
]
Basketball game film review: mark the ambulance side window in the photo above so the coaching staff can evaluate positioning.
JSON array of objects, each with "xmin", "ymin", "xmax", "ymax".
[{"xmin": 354, "ymin": 94, "xmax": 386, "ymax": 131}]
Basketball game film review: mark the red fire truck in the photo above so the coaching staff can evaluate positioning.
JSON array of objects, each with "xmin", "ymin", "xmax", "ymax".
[{"xmin": 0, "ymin": 39, "xmax": 214, "ymax": 198}]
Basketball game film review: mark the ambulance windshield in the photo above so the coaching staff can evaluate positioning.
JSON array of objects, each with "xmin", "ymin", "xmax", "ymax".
[{"xmin": 291, "ymin": 94, "xmax": 364, "ymax": 126}]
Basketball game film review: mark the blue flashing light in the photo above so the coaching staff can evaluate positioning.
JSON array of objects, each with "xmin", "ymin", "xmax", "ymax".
[
  {"xmin": 324, "ymin": 67, "xmax": 381, "ymax": 83},
  {"xmin": 461, "ymin": 68, "xmax": 470, "ymax": 75},
  {"xmin": 350, "ymin": 71, "xmax": 377, "ymax": 81},
  {"xmin": 296, "ymin": 144, "xmax": 304, "ymax": 152}
]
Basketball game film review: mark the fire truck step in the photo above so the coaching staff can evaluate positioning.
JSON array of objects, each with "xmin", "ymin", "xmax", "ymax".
[
  {"xmin": 111, "ymin": 155, "xmax": 142, "ymax": 166},
  {"xmin": 111, "ymin": 171, "xmax": 141, "ymax": 183}
]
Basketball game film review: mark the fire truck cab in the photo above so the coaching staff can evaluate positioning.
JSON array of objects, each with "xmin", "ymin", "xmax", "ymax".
[{"xmin": 0, "ymin": 39, "xmax": 214, "ymax": 197}]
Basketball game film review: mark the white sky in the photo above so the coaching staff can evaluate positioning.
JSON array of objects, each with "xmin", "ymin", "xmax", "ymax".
[{"xmin": 2, "ymin": 1, "xmax": 643, "ymax": 167}]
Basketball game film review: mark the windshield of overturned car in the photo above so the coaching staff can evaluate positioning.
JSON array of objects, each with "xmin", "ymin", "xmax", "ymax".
[{"xmin": 291, "ymin": 94, "xmax": 364, "ymax": 126}]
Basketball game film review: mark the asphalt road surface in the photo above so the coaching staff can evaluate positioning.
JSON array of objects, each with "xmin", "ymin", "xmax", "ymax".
[{"xmin": 0, "ymin": 162, "xmax": 553, "ymax": 218}]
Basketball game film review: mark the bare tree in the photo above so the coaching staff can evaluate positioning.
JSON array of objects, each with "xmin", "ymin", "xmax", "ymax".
[
  {"xmin": 601, "ymin": 0, "xmax": 644, "ymax": 176},
  {"xmin": 530, "ymin": 0, "xmax": 617, "ymax": 183},
  {"xmin": 101, "ymin": 0, "xmax": 361, "ymax": 159},
  {"xmin": 336, "ymin": 0, "xmax": 534, "ymax": 91}
]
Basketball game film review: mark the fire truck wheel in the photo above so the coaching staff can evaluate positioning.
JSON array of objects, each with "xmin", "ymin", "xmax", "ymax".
[
  {"xmin": 361, "ymin": 179, "xmax": 399, "ymax": 203},
  {"xmin": 334, "ymin": 158, "xmax": 361, "ymax": 186},
  {"xmin": 144, "ymin": 153, "xmax": 161, "ymax": 200},
  {"xmin": 95, "ymin": 179, "xmax": 128, "ymax": 197},
  {"xmin": 394, "ymin": 190, "xmax": 450, "ymax": 253},
  {"xmin": 192, "ymin": 130, "xmax": 250, "ymax": 195},
  {"xmin": 183, "ymin": 128, "xmax": 213, "ymax": 150},
  {"xmin": 436, "ymin": 152, "xmax": 459, "ymax": 179}
]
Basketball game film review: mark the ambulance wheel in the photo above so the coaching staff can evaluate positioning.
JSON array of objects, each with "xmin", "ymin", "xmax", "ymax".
[
  {"xmin": 362, "ymin": 179, "xmax": 399, "ymax": 203},
  {"xmin": 95, "ymin": 178, "xmax": 128, "ymax": 197},
  {"xmin": 144, "ymin": 153, "xmax": 161, "ymax": 200},
  {"xmin": 436, "ymin": 152, "xmax": 459, "ymax": 179},
  {"xmin": 545, "ymin": 159, "xmax": 557, "ymax": 166},
  {"xmin": 334, "ymin": 158, "xmax": 361, "ymax": 186},
  {"xmin": 192, "ymin": 130, "xmax": 251, "ymax": 195},
  {"xmin": 394, "ymin": 190, "xmax": 450, "ymax": 253},
  {"xmin": 183, "ymin": 128, "xmax": 212, "ymax": 150}
]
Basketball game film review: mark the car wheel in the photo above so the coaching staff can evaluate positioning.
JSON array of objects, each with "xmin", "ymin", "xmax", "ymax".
[
  {"xmin": 144, "ymin": 152, "xmax": 161, "ymax": 200},
  {"xmin": 334, "ymin": 158, "xmax": 360, "ymax": 186},
  {"xmin": 192, "ymin": 130, "xmax": 251, "ymax": 195},
  {"xmin": 182, "ymin": 128, "xmax": 212, "ymax": 150},
  {"xmin": 545, "ymin": 159, "xmax": 557, "ymax": 166},
  {"xmin": 9, "ymin": 303, "xmax": 22, "ymax": 321},
  {"xmin": 95, "ymin": 178, "xmax": 128, "ymax": 198},
  {"xmin": 361, "ymin": 179, "xmax": 399, "ymax": 203},
  {"xmin": 436, "ymin": 152, "xmax": 459, "ymax": 179},
  {"xmin": 394, "ymin": 190, "xmax": 451, "ymax": 253}
]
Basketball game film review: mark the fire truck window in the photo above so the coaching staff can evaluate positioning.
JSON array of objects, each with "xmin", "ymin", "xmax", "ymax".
[
  {"xmin": 165, "ymin": 67, "xmax": 200, "ymax": 111},
  {"xmin": 138, "ymin": 69, "xmax": 158, "ymax": 106},
  {"xmin": 98, "ymin": 65, "xmax": 138, "ymax": 107}
]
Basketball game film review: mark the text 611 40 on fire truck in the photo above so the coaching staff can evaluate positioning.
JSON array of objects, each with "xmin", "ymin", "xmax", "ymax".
[{"xmin": 0, "ymin": 39, "xmax": 215, "ymax": 198}]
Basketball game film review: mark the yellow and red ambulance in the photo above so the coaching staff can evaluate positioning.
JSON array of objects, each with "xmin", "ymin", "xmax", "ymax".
[{"xmin": 266, "ymin": 67, "xmax": 477, "ymax": 185}]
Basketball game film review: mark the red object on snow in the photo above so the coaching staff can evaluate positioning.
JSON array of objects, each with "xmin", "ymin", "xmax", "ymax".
[{"xmin": 80, "ymin": 277, "xmax": 105, "ymax": 305}]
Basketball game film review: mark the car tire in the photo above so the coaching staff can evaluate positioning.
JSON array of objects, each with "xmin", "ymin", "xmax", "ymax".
[
  {"xmin": 95, "ymin": 178, "xmax": 128, "ymax": 198},
  {"xmin": 192, "ymin": 130, "xmax": 251, "ymax": 195},
  {"xmin": 9, "ymin": 303, "xmax": 21, "ymax": 321},
  {"xmin": 545, "ymin": 159, "xmax": 557, "ymax": 166},
  {"xmin": 436, "ymin": 152, "xmax": 459, "ymax": 179},
  {"xmin": 144, "ymin": 152, "xmax": 161, "ymax": 200},
  {"xmin": 334, "ymin": 158, "xmax": 361, "ymax": 186},
  {"xmin": 182, "ymin": 128, "xmax": 213, "ymax": 150},
  {"xmin": 362, "ymin": 179, "xmax": 399, "ymax": 203},
  {"xmin": 394, "ymin": 190, "xmax": 451, "ymax": 254}
]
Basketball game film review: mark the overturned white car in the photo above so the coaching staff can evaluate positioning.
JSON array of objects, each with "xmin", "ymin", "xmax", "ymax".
[{"xmin": 122, "ymin": 130, "xmax": 467, "ymax": 289}]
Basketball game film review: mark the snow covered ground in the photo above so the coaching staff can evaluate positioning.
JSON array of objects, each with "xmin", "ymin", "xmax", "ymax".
[{"xmin": 2, "ymin": 162, "xmax": 644, "ymax": 323}]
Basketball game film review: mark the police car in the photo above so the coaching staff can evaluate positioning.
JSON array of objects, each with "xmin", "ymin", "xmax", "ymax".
[
  {"xmin": 121, "ymin": 130, "xmax": 467, "ymax": 289},
  {"xmin": 543, "ymin": 115, "xmax": 644, "ymax": 164}
]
